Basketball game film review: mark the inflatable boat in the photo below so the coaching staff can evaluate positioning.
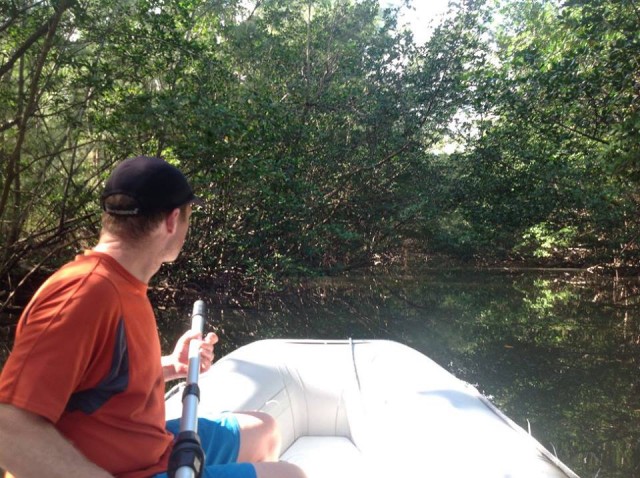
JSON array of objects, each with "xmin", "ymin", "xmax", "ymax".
[{"xmin": 164, "ymin": 339, "xmax": 580, "ymax": 477}]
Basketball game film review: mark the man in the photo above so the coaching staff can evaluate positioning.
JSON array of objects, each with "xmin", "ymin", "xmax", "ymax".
[{"xmin": 0, "ymin": 156, "xmax": 305, "ymax": 478}]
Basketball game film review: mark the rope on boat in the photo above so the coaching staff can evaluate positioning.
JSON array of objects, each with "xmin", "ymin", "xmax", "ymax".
[{"xmin": 349, "ymin": 338, "xmax": 363, "ymax": 394}]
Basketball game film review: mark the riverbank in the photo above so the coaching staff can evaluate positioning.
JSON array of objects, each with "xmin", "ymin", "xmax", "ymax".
[
  {"xmin": 3, "ymin": 249, "xmax": 639, "ymax": 315},
  {"xmin": 2, "ymin": 249, "xmax": 639, "ymax": 363}
]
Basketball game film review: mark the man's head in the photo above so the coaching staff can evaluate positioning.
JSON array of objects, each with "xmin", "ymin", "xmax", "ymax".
[{"xmin": 101, "ymin": 156, "xmax": 200, "ymax": 243}]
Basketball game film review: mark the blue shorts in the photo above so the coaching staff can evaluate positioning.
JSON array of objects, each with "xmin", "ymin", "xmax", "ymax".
[{"xmin": 155, "ymin": 413, "xmax": 257, "ymax": 478}]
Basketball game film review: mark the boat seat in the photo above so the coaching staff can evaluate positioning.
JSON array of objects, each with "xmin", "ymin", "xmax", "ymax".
[
  {"xmin": 166, "ymin": 340, "xmax": 357, "ymax": 451},
  {"xmin": 280, "ymin": 436, "xmax": 364, "ymax": 478}
]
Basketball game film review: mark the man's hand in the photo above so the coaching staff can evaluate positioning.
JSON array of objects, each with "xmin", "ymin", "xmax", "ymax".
[{"xmin": 162, "ymin": 330, "xmax": 219, "ymax": 381}]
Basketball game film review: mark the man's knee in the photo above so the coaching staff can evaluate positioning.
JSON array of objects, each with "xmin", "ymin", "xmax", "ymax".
[
  {"xmin": 236, "ymin": 411, "xmax": 282, "ymax": 462},
  {"xmin": 253, "ymin": 412, "xmax": 280, "ymax": 460}
]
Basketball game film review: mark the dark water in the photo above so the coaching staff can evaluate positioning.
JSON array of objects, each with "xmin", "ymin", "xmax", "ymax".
[{"xmin": 159, "ymin": 266, "xmax": 640, "ymax": 478}]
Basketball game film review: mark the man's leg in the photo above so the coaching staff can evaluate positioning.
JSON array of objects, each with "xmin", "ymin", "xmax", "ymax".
[
  {"xmin": 165, "ymin": 414, "xmax": 306, "ymax": 478},
  {"xmin": 235, "ymin": 411, "xmax": 281, "ymax": 462},
  {"xmin": 235, "ymin": 411, "xmax": 306, "ymax": 478}
]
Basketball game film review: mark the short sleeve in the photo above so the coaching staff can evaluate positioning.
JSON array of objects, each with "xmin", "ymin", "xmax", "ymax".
[{"xmin": 0, "ymin": 273, "xmax": 123, "ymax": 423}]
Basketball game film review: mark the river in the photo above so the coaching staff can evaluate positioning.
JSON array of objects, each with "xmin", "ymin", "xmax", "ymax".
[{"xmin": 158, "ymin": 264, "xmax": 640, "ymax": 478}]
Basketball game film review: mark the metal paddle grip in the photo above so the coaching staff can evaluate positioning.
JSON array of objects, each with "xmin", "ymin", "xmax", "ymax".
[{"xmin": 168, "ymin": 300, "xmax": 207, "ymax": 478}]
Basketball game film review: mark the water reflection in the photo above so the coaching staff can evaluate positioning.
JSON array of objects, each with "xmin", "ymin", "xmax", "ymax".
[{"xmin": 158, "ymin": 267, "xmax": 640, "ymax": 478}]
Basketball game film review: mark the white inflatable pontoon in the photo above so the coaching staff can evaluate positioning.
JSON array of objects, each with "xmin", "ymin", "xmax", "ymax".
[{"xmin": 165, "ymin": 339, "xmax": 580, "ymax": 478}]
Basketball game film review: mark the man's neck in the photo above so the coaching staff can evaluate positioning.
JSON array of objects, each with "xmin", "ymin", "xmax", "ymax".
[{"xmin": 93, "ymin": 234, "xmax": 163, "ymax": 284}]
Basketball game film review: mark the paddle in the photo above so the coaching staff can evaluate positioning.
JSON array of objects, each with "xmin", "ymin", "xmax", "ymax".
[{"xmin": 168, "ymin": 300, "xmax": 207, "ymax": 478}]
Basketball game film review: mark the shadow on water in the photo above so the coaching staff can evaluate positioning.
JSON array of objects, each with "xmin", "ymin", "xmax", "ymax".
[{"xmin": 156, "ymin": 265, "xmax": 640, "ymax": 478}]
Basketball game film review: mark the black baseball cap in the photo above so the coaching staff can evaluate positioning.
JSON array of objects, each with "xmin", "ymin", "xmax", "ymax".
[{"xmin": 101, "ymin": 156, "xmax": 202, "ymax": 216}]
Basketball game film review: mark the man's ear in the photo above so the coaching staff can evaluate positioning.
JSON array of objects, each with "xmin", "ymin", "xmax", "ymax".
[{"xmin": 165, "ymin": 208, "xmax": 181, "ymax": 234}]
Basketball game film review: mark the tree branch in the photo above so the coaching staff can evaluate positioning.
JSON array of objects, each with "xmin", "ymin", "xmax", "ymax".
[
  {"xmin": 0, "ymin": 0, "xmax": 74, "ymax": 221},
  {"xmin": 0, "ymin": 18, "xmax": 51, "ymax": 80},
  {"xmin": 0, "ymin": 0, "xmax": 47, "ymax": 36}
]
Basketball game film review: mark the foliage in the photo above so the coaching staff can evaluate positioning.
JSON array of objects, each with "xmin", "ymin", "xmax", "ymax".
[
  {"xmin": 0, "ymin": 0, "xmax": 488, "ymax": 303},
  {"xmin": 1, "ymin": 0, "xmax": 640, "ymax": 308},
  {"xmin": 435, "ymin": 0, "xmax": 640, "ymax": 263},
  {"xmin": 515, "ymin": 223, "xmax": 578, "ymax": 258}
]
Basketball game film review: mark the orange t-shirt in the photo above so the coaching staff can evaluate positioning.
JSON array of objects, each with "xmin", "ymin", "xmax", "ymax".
[{"xmin": 0, "ymin": 251, "xmax": 172, "ymax": 477}]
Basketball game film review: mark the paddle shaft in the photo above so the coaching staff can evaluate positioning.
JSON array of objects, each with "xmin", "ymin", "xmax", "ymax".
[
  {"xmin": 181, "ymin": 301, "xmax": 205, "ymax": 433},
  {"xmin": 169, "ymin": 300, "xmax": 206, "ymax": 478}
]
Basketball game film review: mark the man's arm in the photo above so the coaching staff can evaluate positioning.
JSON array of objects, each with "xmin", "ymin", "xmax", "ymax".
[{"xmin": 0, "ymin": 403, "xmax": 113, "ymax": 478}]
